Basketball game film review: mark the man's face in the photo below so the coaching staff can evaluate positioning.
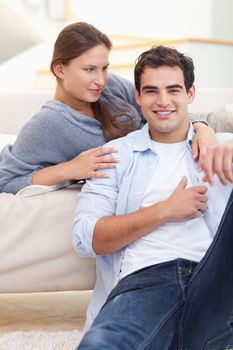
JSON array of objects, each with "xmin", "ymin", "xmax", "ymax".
[{"xmin": 135, "ymin": 65, "xmax": 195, "ymax": 143}]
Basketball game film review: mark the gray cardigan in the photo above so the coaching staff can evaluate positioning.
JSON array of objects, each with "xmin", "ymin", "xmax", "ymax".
[{"xmin": 0, "ymin": 73, "xmax": 204, "ymax": 194}]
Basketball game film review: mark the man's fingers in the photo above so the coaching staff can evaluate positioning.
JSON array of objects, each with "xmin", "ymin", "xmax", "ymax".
[
  {"xmin": 191, "ymin": 185, "xmax": 208, "ymax": 194},
  {"xmin": 175, "ymin": 176, "xmax": 187, "ymax": 190}
]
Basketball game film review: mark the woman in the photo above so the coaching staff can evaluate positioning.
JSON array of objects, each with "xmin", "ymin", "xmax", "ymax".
[{"xmin": 0, "ymin": 22, "xmax": 214, "ymax": 194}]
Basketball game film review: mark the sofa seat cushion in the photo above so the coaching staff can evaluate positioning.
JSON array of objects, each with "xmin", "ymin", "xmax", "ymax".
[{"xmin": 0, "ymin": 183, "xmax": 96, "ymax": 293}]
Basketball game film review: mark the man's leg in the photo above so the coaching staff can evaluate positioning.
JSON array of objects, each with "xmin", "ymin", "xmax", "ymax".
[
  {"xmin": 181, "ymin": 190, "xmax": 233, "ymax": 350},
  {"xmin": 78, "ymin": 259, "xmax": 196, "ymax": 350}
]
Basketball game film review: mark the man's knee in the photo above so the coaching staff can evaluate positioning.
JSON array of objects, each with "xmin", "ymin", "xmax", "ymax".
[{"xmin": 78, "ymin": 327, "xmax": 116, "ymax": 349}]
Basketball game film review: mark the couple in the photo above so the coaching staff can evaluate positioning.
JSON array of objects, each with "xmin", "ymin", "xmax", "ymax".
[{"xmin": 73, "ymin": 45, "xmax": 233, "ymax": 349}]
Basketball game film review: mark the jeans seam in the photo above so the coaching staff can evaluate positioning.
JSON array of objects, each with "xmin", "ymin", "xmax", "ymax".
[
  {"xmin": 203, "ymin": 327, "xmax": 233, "ymax": 350},
  {"xmin": 137, "ymin": 299, "xmax": 185, "ymax": 350}
]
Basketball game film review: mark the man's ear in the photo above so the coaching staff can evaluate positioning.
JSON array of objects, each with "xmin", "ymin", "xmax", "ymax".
[
  {"xmin": 134, "ymin": 88, "xmax": 141, "ymax": 105},
  {"xmin": 187, "ymin": 84, "xmax": 195, "ymax": 104},
  {"xmin": 53, "ymin": 63, "xmax": 65, "ymax": 79}
]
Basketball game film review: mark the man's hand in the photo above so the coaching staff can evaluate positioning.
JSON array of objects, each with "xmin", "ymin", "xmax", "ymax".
[
  {"xmin": 202, "ymin": 139, "xmax": 233, "ymax": 186},
  {"xmin": 163, "ymin": 176, "xmax": 208, "ymax": 221},
  {"xmin": 92, "ymin": 176, "xmax": 208, "ymax": 255}
]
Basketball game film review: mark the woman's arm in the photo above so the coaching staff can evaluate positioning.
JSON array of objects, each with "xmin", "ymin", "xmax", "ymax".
[
  {"xmin": 191, "ymin": 119, "xmax": 217, "ymax": 171},
  {"xmin": 0, "ymin": 107, "xmax": 119, "ymax": 192}
]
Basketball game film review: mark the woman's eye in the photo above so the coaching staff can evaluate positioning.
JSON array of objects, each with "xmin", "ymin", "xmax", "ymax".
[{"xmin": 85, "ymin": 68, "xmax": 94, "ymax": 72}]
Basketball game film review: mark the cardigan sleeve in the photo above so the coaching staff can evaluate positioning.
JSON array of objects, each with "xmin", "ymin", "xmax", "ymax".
[{"xmin": 188, "ymin": 113, "xmax": 208, "ymax": 126}]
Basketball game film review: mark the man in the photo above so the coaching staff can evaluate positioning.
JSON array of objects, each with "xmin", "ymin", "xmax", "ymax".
[{"xmin": 73, "ymin": 46, "xmax": 233, "ymax": 349}]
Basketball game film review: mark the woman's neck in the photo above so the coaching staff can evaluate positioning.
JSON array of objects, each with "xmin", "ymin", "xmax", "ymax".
[{"xmin": 54, "ymin": 85, "xmax": 95, "ymax": 117}]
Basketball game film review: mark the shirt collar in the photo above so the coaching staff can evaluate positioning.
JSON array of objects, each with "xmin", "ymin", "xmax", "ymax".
[
  {"xmin": 132, "ymin": 124, "xmax": 154, "ymax": 152},
  {"xmin": 132, "ymin": 122, "xmax": 195, "ymax": 153}
]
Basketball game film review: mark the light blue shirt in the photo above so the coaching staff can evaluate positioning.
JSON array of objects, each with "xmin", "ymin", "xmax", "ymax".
[{"xmin": 72, "ymin": 123, "xmax": 233, "ymax": 330}]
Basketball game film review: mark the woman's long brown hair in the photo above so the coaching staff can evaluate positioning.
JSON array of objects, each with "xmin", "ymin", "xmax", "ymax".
[{"xmin": 51, "ymin": 22, "xmax": 135, "ymax": 141}]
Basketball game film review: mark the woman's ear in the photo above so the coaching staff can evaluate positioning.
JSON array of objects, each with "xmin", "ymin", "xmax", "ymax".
[{"xmin": 53, "ymin": 63, "xmax": 65, "ymax": 79}]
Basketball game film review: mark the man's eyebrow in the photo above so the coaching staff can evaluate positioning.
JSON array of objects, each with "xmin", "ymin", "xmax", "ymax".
[
  {"xmin": 142, "ymin": 85, "xmax": 157, "ymax": 91},
  {"xmin": 166, "ymin": 84, "xmax": 183, "ymax": 89},
  {"xmin": 142, "ymin": 84, "xmax": 184, "ymax": 91}
]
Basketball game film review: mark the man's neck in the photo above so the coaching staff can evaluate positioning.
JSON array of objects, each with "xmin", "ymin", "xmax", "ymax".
[{"xmin": 149, "ymin": 119, "xmax": 190, "ymax": 144}]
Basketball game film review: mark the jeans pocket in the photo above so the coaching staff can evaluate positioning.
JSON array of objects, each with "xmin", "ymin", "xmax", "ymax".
[{"xmin": 204, "ymin": 328, "xmax": 233, "ymax": 350}]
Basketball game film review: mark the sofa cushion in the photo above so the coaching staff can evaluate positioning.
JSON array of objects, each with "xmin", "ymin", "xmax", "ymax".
[
  {"xmin": 225, "ymin": 104, "xmax": 233, "ymax": 113},
  {"xmin": 201, "ymin": 111, "xmax": 233, "ymax": 133},
  {"xmin": 0, "ymin": 133, "xmax": 17, "ymax": 152},
  {"xmin": 0, "ymin": 183, "xmax": 96, "ymax": 293}
]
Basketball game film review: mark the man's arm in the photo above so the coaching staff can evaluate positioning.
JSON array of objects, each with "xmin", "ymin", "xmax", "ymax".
[{"xmin": 93, "ymin": 177, "xmax": 208, "ymax": 255}]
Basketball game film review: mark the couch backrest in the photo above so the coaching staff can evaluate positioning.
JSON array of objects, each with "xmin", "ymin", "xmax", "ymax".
[
  {"xmin": 0, "ymin": 88, "xmax": 233, "ymax": 135},
  {"xmin": 189, "ymin": 87, "xmax": 233, "ymax": 114},
  {"xmin": 0, "ymin": 90, "xmax": 54, "ymax": 134}
]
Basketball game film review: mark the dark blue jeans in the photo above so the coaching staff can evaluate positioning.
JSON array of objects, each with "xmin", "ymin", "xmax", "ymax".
[
  {"xmin": 78, "ymin": 189, "xmax": 233, "ymax": 350},
  {"xmin": 181, "ymin": 188, "xmax": 233, "ymax": 350}
]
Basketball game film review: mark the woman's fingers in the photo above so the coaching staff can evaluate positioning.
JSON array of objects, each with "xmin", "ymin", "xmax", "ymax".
[{"xmin": 202, "ymin": 141, "xmax": 233, "ymax": 186}]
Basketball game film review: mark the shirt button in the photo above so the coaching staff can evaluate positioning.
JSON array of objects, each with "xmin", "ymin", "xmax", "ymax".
[
  {"xmin": 148, "ymin": 165, "xmax": 154, "ymax": 170},
  {"xmin": 136, "ymin": 191, "xmax": 142, "ymax": 195}
]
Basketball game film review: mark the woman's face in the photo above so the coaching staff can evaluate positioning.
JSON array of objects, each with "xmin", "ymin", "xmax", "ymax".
[{"xmin": 55, "ymin": 44, "xmax": 110, "ymax": 107}]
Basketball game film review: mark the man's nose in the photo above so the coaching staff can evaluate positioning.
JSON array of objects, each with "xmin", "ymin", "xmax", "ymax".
[{"xmin": 157, "ymin": 92, "xmax": 170, "ymax": 106}]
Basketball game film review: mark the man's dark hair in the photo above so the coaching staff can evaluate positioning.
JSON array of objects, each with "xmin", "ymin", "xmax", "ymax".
[{"xmin": 134, "ymin": 45, "xmax": 195, "ymax": 92}]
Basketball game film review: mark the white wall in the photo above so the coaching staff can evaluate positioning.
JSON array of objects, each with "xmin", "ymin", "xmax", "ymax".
[
  {"xmin": 72, "ymin": 0, "xmax": 215, "ymax": 39},
  {"xmin": 0, "ymin": 0, "xmax": 233, "ymax": 89},
  {"xmin": 0, "ymin": 0, "xmax": 44, "ymax": 63},
  {"xmin": 212, "ymin": 0, "xmax": 233, "ymax": 40},
  {"xmin": 187, "ymin": 43, "xmax": 233, "ymax": 88}
]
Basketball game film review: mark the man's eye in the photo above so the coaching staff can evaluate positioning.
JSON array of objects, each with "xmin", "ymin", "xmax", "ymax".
[
  {"xmin": 169, "ymin": 89, "xmax": 180, "ymax": 93},
  {"xmin": 145, "ymin": 90, "xmax": 156, "ymax": 94}
]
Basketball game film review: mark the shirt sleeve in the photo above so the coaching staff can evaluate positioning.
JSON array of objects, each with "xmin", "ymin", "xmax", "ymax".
[{"xmin": 72, "ymin": 158, "xmax": 119, "ymax": 258}]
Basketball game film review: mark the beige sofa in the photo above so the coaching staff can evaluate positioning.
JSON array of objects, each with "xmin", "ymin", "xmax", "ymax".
[{"xmin": 0, "ymin": 88, "xmax": 233, "ymax": 296}]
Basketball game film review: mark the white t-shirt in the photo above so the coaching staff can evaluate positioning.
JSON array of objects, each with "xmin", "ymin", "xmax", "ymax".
[{"xmin": 120, "ymin": 140, "xmax": 212, "ymax": 279}]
